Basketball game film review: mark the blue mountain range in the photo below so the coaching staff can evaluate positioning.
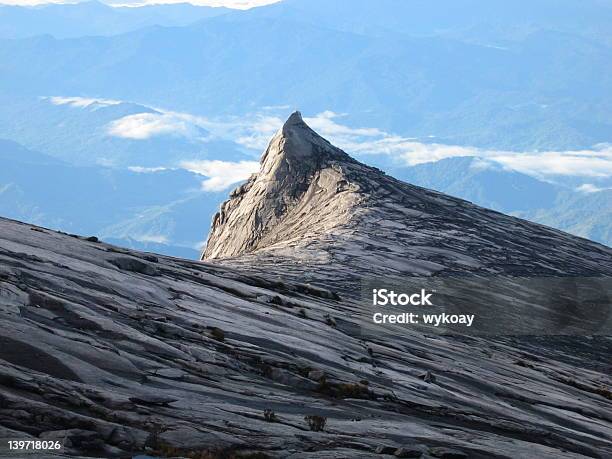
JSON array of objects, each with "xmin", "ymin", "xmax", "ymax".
[{"xmin": 0, "ymin": 0, "xmax": 610, "ymax": 255}]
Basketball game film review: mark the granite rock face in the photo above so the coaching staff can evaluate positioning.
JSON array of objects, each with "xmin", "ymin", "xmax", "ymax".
[
  {"xmin": 0, "ymin": 113, "xmax": 611, "ymax": 458},
  {"xmin": 203, "ymin": 112, "xmax": 612, "ymax": 283},
  {"xmin": 204, "ymin": 111, "xmax": 360, "ymax": 260}
]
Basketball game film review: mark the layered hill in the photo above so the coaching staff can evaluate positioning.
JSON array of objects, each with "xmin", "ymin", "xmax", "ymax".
[
  {"xmin": 3, "ymin": 0, "xmax": 612, "ymax": 150},
  {"xmin": 0, "ymin": 1, "xmax": 230, "ymax": 39},
  {"xmin": 0, "ymin": 114, "xmax": 611, "ymax": 458}
]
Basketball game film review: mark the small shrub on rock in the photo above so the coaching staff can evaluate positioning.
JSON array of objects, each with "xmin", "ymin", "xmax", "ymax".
[
  {"xmin": 263, "ymin": 409, "xmax": 277, "ymax": 422},
  {"xmin": 304, "ymin": 415, "xmax": 326, "ymax": 432},
  {"xmin": 210, "ymin": 327, "xmax": 225, "ymax": 342}
]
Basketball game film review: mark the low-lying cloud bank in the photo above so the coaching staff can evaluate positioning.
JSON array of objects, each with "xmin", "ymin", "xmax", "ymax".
[
  {"xmin": 107, "ymin": 112, "xmax": 206, "ymax": 140},
  {"xmin": 180, "ymin": 160, "xmax": 259, "ymax": 192},
  {"xmin": 127, "ymin": 160, "xmax": 259, "ymax": 192},
  {"xmin": 46, "ymin": 96, "xmax": 612, "ymax": 182},
  {"xmin": 576, "ymin": 183, "xmax": 612, "ymax": 193},
  {"xmin": 233, "ymin": 111, "xmax": 612, "ymax": 180},
  {"xmin": 46, "ymin": 96, "xmax": 122, "ymax": 109}
]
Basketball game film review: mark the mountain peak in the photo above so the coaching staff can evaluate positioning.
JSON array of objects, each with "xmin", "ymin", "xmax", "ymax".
[
  {"xmin": 261, "ymin": 111, "xmax": 351, "ymax": 166},
  {"xmin": 202, "ymin": 116, "xmax": 610, "ymax": 282},
  {"xmin": 283, "ymin": 110, "xmax": 304, "ymax": 128},
  {"xmin": 203, "ymin": 112, "xmax": 360, "ymax": 260}
]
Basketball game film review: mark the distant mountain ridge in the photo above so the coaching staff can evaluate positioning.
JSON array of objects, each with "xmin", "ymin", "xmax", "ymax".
[
  {"xmin": 391, "ymin": 156, "xmax": 612, "ymax": 247},
  {"xmin": 0, "ymin": 0, "xmax": 610, "ymax": 255},
  {"xmin": 0, "ymin": 139, "xmax": 222, "ymax": 258},
  {"xmin": 389, "ymin": 156, "xmax": 560, "ymax": 214},
  {"xmin": 1, "ymin": 0, "xmax": 611, "ymax": 150},
  {"xmin": 0, "ymin": 1, "xmax": 230, "ymax": 39},
  {"xmin": 0, "ymin": 95, "xmax": 249, "ymax": 167}
]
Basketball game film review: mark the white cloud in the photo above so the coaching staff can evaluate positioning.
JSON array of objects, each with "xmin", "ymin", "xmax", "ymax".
[
  {"xmin": 236, "ymin": 110, "xmax": 612, "ymax": 179},
  {"xmin": 0, "ymin": 0, "xmax": 67, "ymax": 5},
  {"xmin": 1, "ymin": 0, "xmax": 280, "ymax": 7},
  {"xmin": 469, "ymin": 157, "xmax": 498, "ymax": 171},
  {"xmin": 180, "ymin": 159, "xmax": 259, "ymax": 191},
  {"xmin": 233, "ymin": 110, "xmax": 470, "ymax": 163},
  {"xmin": 0, "ymin": 184, "xmax": 13, "ymax": 194},
  {"xmin": 305, "ymin": 110, "xmax": 384, "ymax": 138},
  {"xmin": 261, "ymin": 104, "xmax": 291, "ymax": 111},
  {"xmin": 236, "ymin": 115, "xmax": 284, "ymax": 149},
  {"xmin": 355, "ymin": 138, "xmax": 476, "ymax": 164},
  {"xmin": 576, "ymin": 183, "xmax": 611, "ymax": 193},
  {"xmin": 48, "ymin": 94, "xmax": 264, "ymax": 143},
  {"xmin": 47, "ymin": 96, "xmax": 122, "ymax": 109},
  {"xmin": 44, "ymin": 95, "xmax": 612, "ymax": 179},
  {"xmin": 95, "ymin": 157, "xmax": 117, "ymax": 167},
  {"xmin": 107, "ymin": 112, "xmax": 203, "ymax": 140},
  {"xmin": 128, "ymin": 166, "xmax": 168, "ymax": 173},
  {"xmin": 492, "ymin": 149, "xmax": 612, "ymax": 178},
  {"xmin": 297, "ymin": 111, "xmax": 477, "ymax": 165},
  {"xmin": 192, "ymin": 240, "xmax": 207, "ymax": 251},
  {"xmin": 134, "ymin": 234, "xmax": 169, "ymax": 244}
]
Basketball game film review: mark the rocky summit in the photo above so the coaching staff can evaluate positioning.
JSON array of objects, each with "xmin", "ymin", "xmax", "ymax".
[
  {"xmin": 0, "ymin": 112, "xmax": 611, "ymax": 458},
  {"xmin": 204, "ymin": 112, "xmax": 612, "ymax": 286}
]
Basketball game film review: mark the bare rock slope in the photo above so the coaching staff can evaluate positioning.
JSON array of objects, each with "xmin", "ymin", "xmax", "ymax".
[
  {"xmin": 204, "ymin": 111, "xmax": 362, "ymax": 260},
  {"xmin": 204, "ymin": 112, "xmax": 611, "ymax": 283},
  {"xmin": 0, "ymin": 113, "xmax": 611, "ymax": 458}
]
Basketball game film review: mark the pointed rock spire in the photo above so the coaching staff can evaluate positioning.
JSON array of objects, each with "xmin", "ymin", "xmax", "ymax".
[
  {"xmin": 260, "ymin": 110, "xmax": 350, "ymax": 172},
  {"xmin": 202, "ymin": 111, "xmax": 359, "ymax": 260},
  {"xmin": 283, "ymin": 110, "xmax": 305, "ymax": 129}
]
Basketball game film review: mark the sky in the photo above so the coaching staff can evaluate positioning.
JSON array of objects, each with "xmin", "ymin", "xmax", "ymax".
[{"xmin": 0, "ymin": 0, "xmax": 280, "ymax": 7}]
